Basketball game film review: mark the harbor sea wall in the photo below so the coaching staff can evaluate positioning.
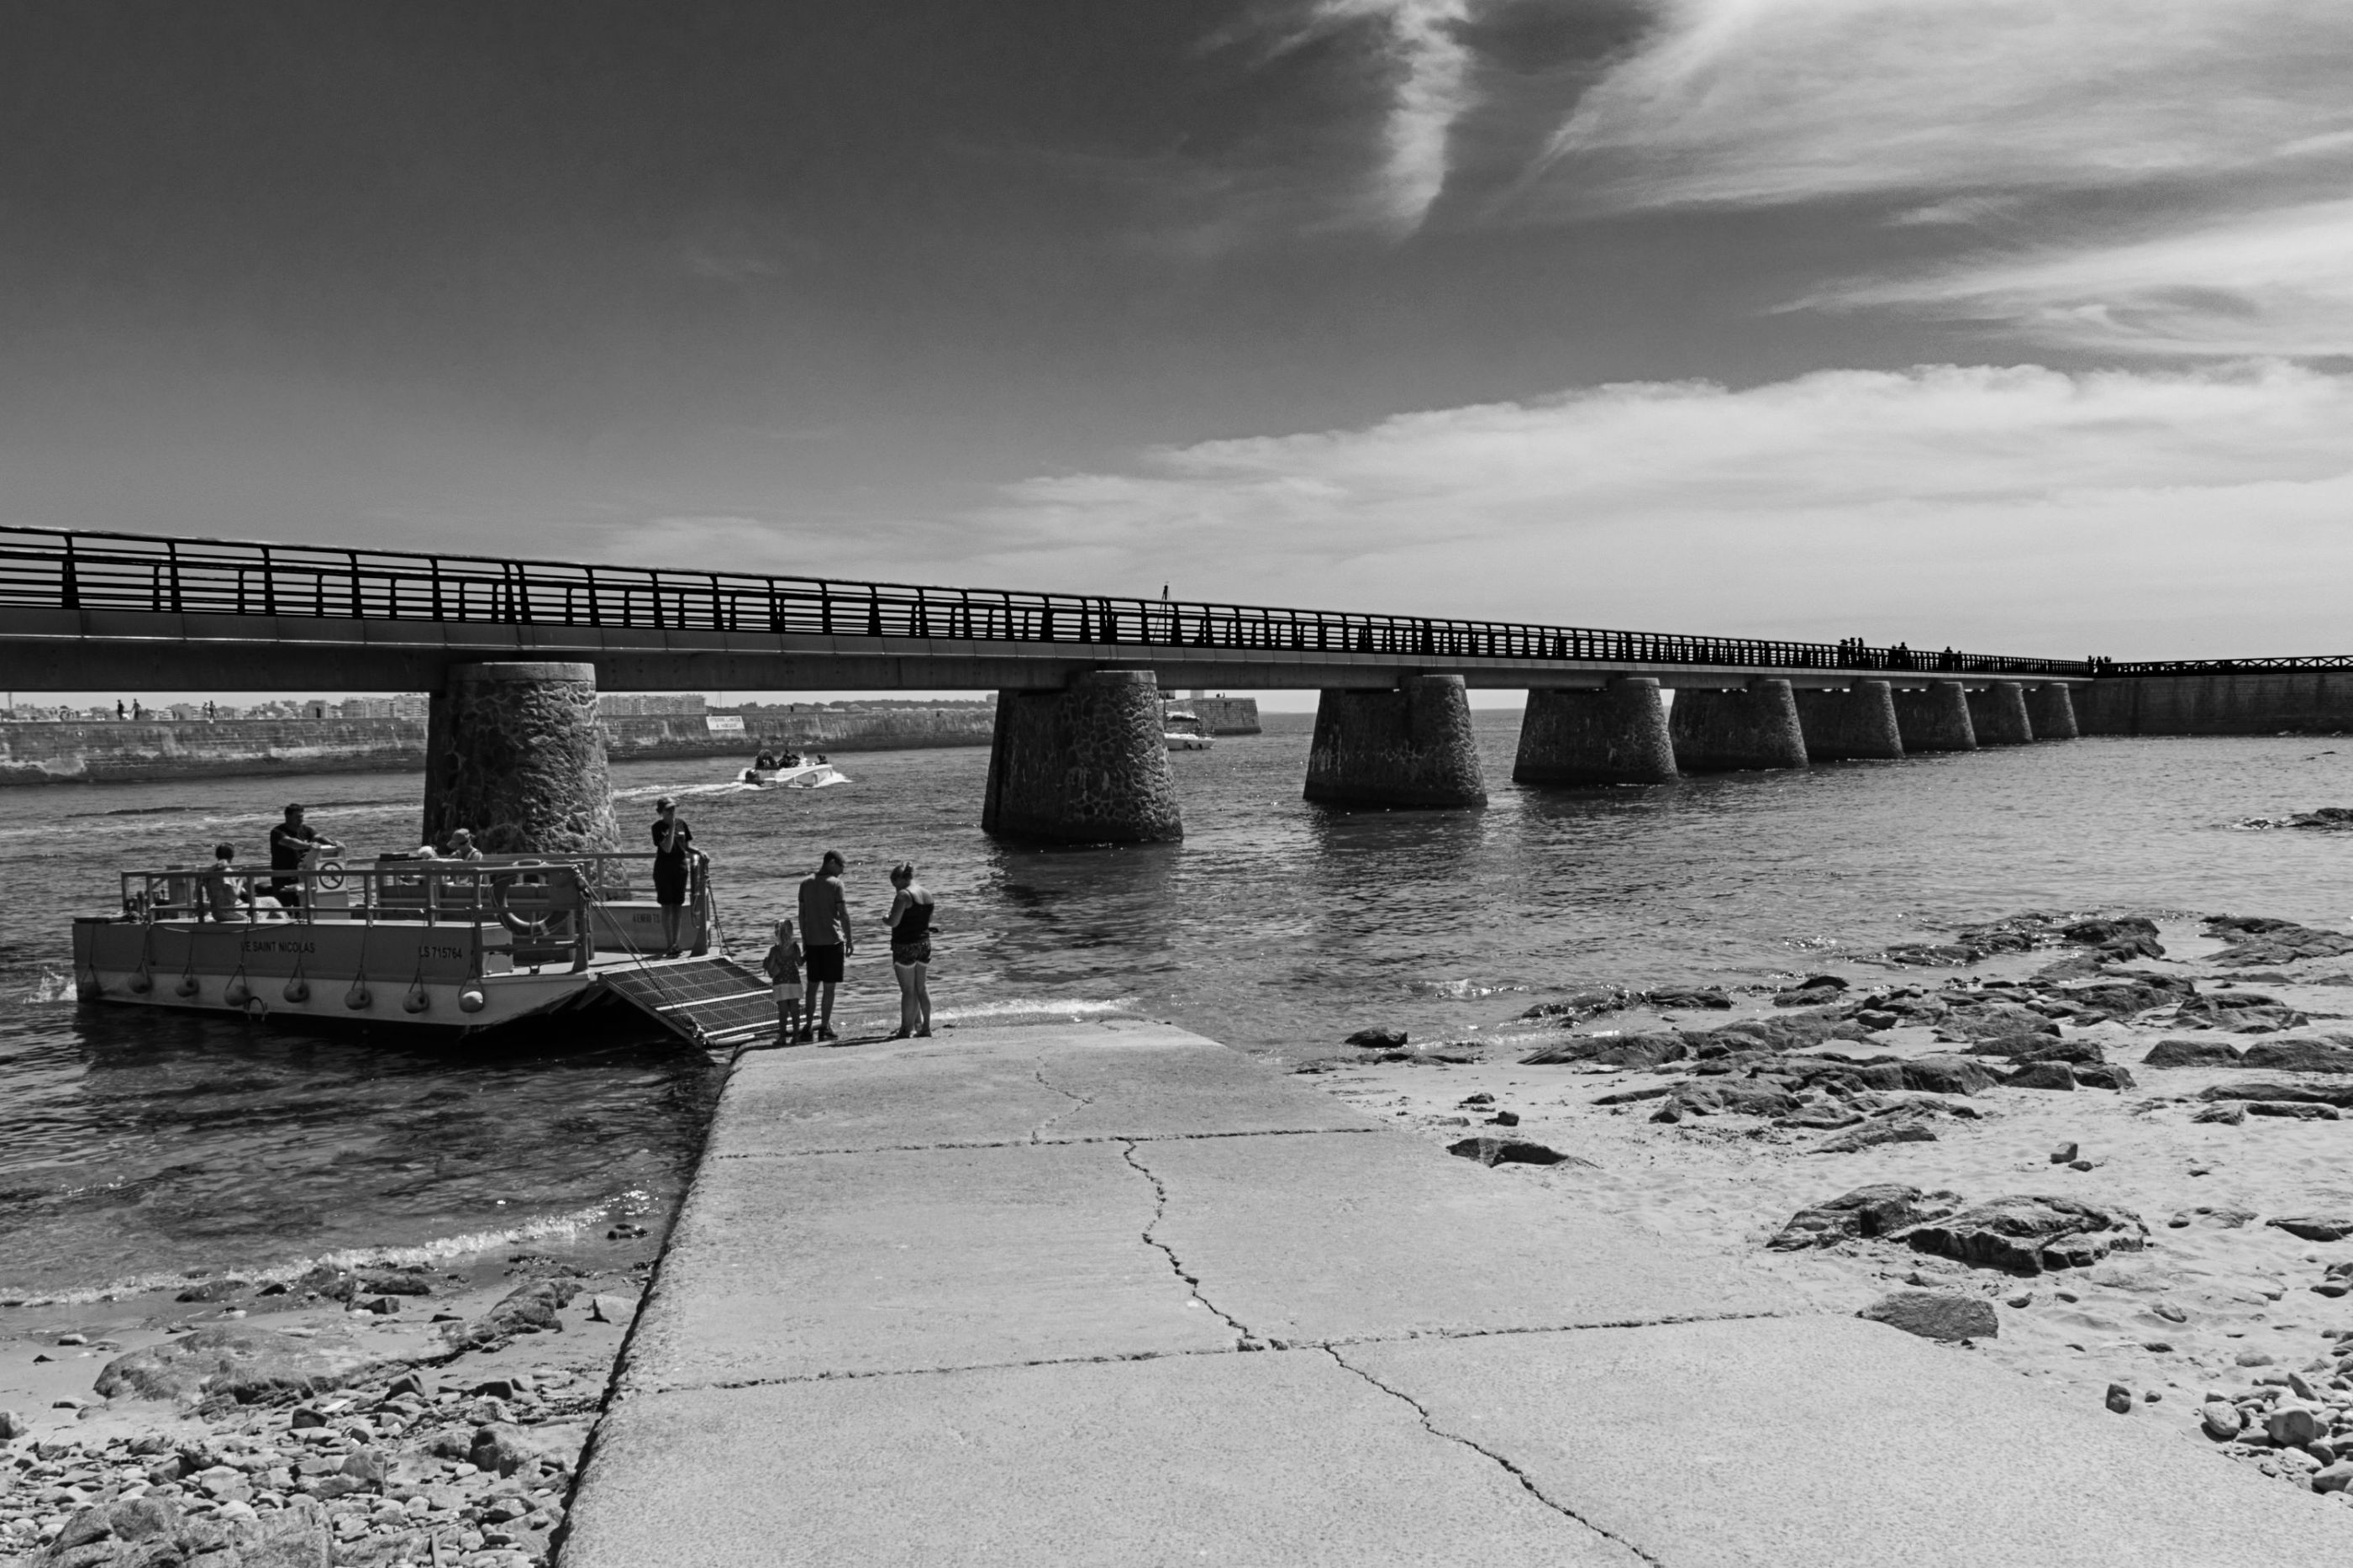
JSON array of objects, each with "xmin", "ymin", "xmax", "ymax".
[
  {"xmin": 0, "ymin": 707, "xmax": 998, "ymax": 785},
  {"xmin": 1171, "ymin": 697, "xmax": 1261, "ymax": 735},
  {"xmin": 2076, "ymin": 673, "xmax": 2353, "ymax": 736}
]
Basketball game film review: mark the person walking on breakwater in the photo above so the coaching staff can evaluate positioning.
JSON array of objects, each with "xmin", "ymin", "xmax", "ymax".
[
  {"xmin": 650, "ymin": 797, "xmax": 702, "ymax": 959},
  {"xmin": 763, "ymin": 918, "xmax": 805, "ymax": 1044},
  {"xmin": 885, "ymin": 860, "xmax": 934, "ymax": 1039},
  {"xmin": 797, "ymin": 850, "xmax": 854, "ymax": 1042},
  {"xmin": 268, "ymin": 804, "xmax": 344, "ymax": 909}
]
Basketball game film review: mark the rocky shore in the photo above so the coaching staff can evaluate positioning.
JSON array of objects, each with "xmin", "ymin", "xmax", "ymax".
[
  {"xmin": 0, "ymin": 1237, "xmax": 656, "ymax": 1567},
  {"xmin": 1304, "ymin": 908, "xmax": 2353, "ymax": 1506}
]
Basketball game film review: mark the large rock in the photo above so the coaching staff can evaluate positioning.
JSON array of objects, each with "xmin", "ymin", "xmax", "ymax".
[
  {"xmin": 1345, "ymin": 1028, "xmax": 1406, "ymax": 1049},
  {"xmin": 2196, "ymin": 1079, "xmax": 2353, "ymax": 1106},
  {"xmin": 2172, "ymin": 993, "xmax": 2308, "ymax": 1033},
  {"xmin": 1900, "ymin": 1055, "xmax": 1999, "ymax": 1096},
  {"xmin": 2143, "ymin": 1038, "xmax": 2245, "ymax": 1068},
  {"xmin": 2061, "ymin": 917, "xmax": 2158, "ymax": 947},
  {"xmin": 1858, "ymin": 1289, "xmax": 1998, "ymax": 1342},
  {"xmin": 1767, "ymin": 1185, "xmax": 1943, "ymax": 1250},
  {"xmin": 441, "ymin": 1278, "xmax": 582, "ymax": 1351},
  {"xmin": 2271, "ymin": 1215, "xmax": 2353, "ymax": 1242},
  {"xmin": 2054, "ymin": 971, "xmax": 2196, "ymax": 1022},
  {"xmin": 2005, "ymin": 1061, "xmax": 2078, "ymax": 1092},
  {"xmin": 92, "ymin": 1327, "xmax": 370, "ymax": 1404},
  {"xmin": 2247, "ymin": 1100, "xmax": 2340, "ymax": 1120},
  {"xmin": 2205, "ymin": 915, "xmax": 2353, "ymax": 968},
  {"xmin": 45, "ymin": 1493, "xmax": 326, "ymax": 1567},
  {"xmin": 1809, "ymin": 1120, "xmax": 1939, "ymax": 1155},
  {"xmin": 2241, "ymin": 1039, "xmax": 2353, "ymax": 1073},
  {"xmin": 1898, "ymin": 1194, "xmax": 2149, "ymax": 1274},
  {"xmin": 471, "ymin": 1419, "xmax": 592, "ymax": 1478},
  {"xmin": 1520, "ymin": 1033, "xmax": 1686, "ymax": 1068},
  {"xmin": 1446, "ymin": 1136, "xmax": 1580, "ymax": 1168},
  {"xmin": 1682, "ymin": 1011, "xmax": 1872, "ymax": 1055},
  {"xmin": 2073, "ymin": 1065, "xmax": 2135, "ymax": 1091}
]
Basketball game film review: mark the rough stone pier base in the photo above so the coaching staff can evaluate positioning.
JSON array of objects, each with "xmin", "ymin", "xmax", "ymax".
[
  {"xmin": 422, "ymin": 662, "xmax": 622, "ymax": 855},
  {"xmin": 1891, "ymin": 681, "xmax": 1977, "ymax": 753},
  {"xmin": 982, "ymin": 670, "xmax": 1182, "ymax": 843},
  {"xmin": 1791, "ymin": 681, "xmax": 1904, "ymax": 761},
  {"xmin": 1667, "ymin": 679, "xmax": 1808, "ymax": 773},
  {"xmin": 1966, "ymin": 681, "xmax": 2035, "ymax": 745},
  {"xmin": 1305, "ymin": 676, "xmax": 1487, "ymax": 808},
  {"xmin": 2027, "ymin": 683, "xmax": 2080, "ymax": 741},
  {"xmin": 1512, "ymin": 679, "xmax": 1677, "ymax": 787}
]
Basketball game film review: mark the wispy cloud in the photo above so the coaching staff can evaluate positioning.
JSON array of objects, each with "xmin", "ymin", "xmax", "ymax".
[
  {"xmin": 1540, "ymin": 0, "xmax": 2353, "ymax": 212},
  {"xmin": 970, "ymin": 361, "xmax": 2353, "ymax": 655},
  {"xmin": 1320, "ymin": 0, "xmax": 1478, "ymax": 232},
  {"xmin": 1814, "ymin": 198, "xmax": 2353, "ymax": 356}
]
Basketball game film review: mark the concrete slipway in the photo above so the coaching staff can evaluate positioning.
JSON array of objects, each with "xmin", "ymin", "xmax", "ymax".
[{"xmin": 556, "ymin": 1020, "xmax": 2353, "ymax": 1567}]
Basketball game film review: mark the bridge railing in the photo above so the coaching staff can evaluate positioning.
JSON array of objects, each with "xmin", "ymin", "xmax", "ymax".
[{"xmin": 0, "ymin": 525, "xmax": 2091, "ymax": 677}]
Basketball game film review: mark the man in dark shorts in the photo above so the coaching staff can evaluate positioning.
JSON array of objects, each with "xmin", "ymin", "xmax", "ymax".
[
  {"xmin": 267, "ymin": 803, "xmax": 344, "ymax": 908},
  {"xmin": 650, "ymin": 797, "xmax": 700, "ymax": 957},
  {"xmin": 796, "ymin": 850, "xmax": 854, "ymax": 1041}
]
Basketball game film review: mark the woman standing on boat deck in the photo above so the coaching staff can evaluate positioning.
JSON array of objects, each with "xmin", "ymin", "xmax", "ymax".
[
  {"xmin": 886, "ymin": 861, "xmax": 934, "ymax": 1038},
  {"xmin": 650, "ymin": 797, "xmax": 700, "ymax": 958}
]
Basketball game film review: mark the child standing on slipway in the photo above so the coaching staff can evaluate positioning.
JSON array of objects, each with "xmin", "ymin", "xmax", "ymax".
[{"xmin": 763, "ymin": 918, "xmax": 804, "ymax": 1044}]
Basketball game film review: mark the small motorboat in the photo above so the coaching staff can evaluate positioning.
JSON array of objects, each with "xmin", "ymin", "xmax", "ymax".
[
  {"xmin": 1162, "ymin": 711, "xmax": 1213, "ymax": 751},
  {"xmin": 738, "ymin": 755, "xmax": 850, "ymax": 789}
]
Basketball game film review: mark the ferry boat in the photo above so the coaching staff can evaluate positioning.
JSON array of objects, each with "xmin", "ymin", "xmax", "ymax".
[
  {"xmin": 70, "ymin": 853, "xmax": 776, "ymax": 1044},
  {"xmin": 1163, "ymin": 711, "xmax": 1213, "ymax": 751},
  {"xmin": 736, "ymin": 756, "xmax": 850, "ymax": 789}
]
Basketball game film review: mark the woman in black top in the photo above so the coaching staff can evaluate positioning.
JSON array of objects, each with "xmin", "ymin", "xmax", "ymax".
[
  {"xmin": 886, "ymin": 860, "xmax": 934, "ymax": 1038},
  {"xmin": 650, "ymin": 797, "xmax": 698, "ymax": 957}
]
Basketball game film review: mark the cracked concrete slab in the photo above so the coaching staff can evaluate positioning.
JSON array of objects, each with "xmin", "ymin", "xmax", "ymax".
[
  {"xmin": 1344, "ymin": 1316, "xmax": 2353, "ymax": 1567},
  {"xmin": 1133, "ymin": 1129, "xmax": 1795, "ymax": 1344},
  {"xmin": 562, "ymin": 1350, "xmax": 1645, "ymax": 1568},
  {"xmin": 617, "ymin": 1140, "xmax": 1236, "ymax": 1394},
  {"xmin": 708, "ymin": 1019, "xmax": 1373, "ymax": 1155}
]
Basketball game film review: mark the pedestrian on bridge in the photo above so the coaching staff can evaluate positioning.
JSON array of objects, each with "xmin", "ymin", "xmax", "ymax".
[{"xmin": 797, "ymin": 850, "xmax": 854, "ymax": 1042}]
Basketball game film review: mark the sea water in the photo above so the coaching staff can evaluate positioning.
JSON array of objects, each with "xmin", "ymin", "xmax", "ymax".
[{"xmin": 3, "ymin": 712, "xmax": 2349, "ymax": 1300}]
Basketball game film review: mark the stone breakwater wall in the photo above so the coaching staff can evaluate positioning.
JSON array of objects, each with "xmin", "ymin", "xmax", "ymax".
[
  {"xmin": 0, "ymin": 718, "xmax": 427, "ymax": 786},
  {"xmin": 0, "ymin": 708, "xmax": 998, "ymax": 785},
  {"xmin": 619, "ymin": 706, "xmax": 996, "ymax": 759},
  {"xmin": 1168, "ymin": 697, "xmax": 1261, "ymax": 735},
  {"xmin": 2076, "ymin": 672, "xmax": 2353, "ymax": 736}
]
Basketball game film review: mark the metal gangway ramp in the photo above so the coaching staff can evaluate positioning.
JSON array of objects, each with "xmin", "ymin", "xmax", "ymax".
[{"xmin": 597, "ymin": 955, "xmax": 775, "ymax": 1048}]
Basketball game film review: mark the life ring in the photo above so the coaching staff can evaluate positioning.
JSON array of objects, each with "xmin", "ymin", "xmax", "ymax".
[
  {"xmin": 495, "ymin": 877, "xmax": 568, "ymax": 938},
  {"xmin": 312, "ymin": 859, "xmax": 346, "ymax": 892}
]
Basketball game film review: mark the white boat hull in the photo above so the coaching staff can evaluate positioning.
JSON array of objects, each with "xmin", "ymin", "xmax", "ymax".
[{"xmin": 738, "ymin": 764, "xmax": 850, "ymax": 789}]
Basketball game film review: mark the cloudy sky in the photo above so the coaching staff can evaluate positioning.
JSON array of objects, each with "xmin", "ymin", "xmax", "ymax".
[{"xmin": 5, "ymin": 1, "xmax": 2350, "ymax": 663}]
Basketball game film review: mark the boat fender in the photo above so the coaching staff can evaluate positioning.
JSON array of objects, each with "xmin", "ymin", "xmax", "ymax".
[
  {"xmin": 458, "ymin": 986, "xmax": 487, "ymax": 1013},
  {"xmin": 224, "ymin": 970, "xmax": 252, "ymax": 1008},
  {"xmin": 282, "ymin": 973, "xmax": 310, "ymax": 1003},
  {"xmin": 176, "ymin": 971, "xmax": 201, "ymax": 998},
  {"xmin": 345, "ymin": 974, "xmax": 372, "ymax": 1010},
  {"xmin": 76, "ymin": 967, "xmax": 102, "ymax": 1002},
  {"xmin": 403, "ymin": 968, "xmax": 431, "ymax": 1014},
  {"xmin": 129, "ymin": 965, "xmax": 152, "ymax": 993}
]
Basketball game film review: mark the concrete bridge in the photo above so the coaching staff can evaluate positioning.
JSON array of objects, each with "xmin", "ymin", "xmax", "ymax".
[{"xmin": 1, "ymin": 525, "xmax": 2093, "ymax": 845}]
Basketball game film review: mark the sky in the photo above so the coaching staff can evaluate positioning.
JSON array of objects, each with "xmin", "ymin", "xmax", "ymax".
[{"xmin": 4, "ymin": 0, "xmax": 2351, "ymax": 679}]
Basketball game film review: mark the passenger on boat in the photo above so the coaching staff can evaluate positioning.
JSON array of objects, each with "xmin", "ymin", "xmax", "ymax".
[
  {"xmin": 754, "ymin": 750, "xmax": 777, "ymax": 771},
  {"xmin": 446, "ymin": 828, "xmax": 484, "ymax": 862},
  {"xmin": 269, "ymin": 804, "xmax": 345, "ymax": 908},
  {"xmin": 200, "ymin": 844, "xmax": 248, "ymax": 923},
  {"xmin": 782, "ymin": 751, "xmax": 802, "ymax": 767}
]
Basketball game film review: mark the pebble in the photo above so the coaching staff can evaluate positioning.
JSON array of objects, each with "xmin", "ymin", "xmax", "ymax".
[
  {"xmin": 2050, "ymin": 1142, "xmax": 2078, "ymax": 1164},
  {"xmin": 2104, "ymin": 1383, "xmax": 2134, "ymax": 1414}
]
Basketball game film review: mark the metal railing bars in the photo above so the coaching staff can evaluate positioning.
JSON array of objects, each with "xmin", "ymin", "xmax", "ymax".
[{"xmin": 0, "ymin": 523, "xmax": 2093, "ymax": 677}]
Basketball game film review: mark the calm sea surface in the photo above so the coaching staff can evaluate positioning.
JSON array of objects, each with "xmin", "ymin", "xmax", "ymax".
[{"xmin": 3, "ymin": 712, "xmax": 2350, "ymax": 1299}]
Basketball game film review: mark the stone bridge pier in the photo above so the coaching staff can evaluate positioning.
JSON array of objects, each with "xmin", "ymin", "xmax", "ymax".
[
  {"xmin": 1891, "ymin": 681, "xmax": 1977, "ymax": 752},
  {"xmin": 1305, "ymin": 675, "xmax": 1487, "ymax": 808},
  {"xmin": 1791, "ymin": 681, "xmax": 1903, "ymax": 761},
  {"xmin": 2027, "ymin": 682, "xmax": 2080, "ymax": 740},
  {"xmin": 422, "ymin": 661, "xmax": 621, "ymax": 855},
  {"xmin": 1966, "ymin": 681, "xmax": 2035, "ymax": 745},
  {"xmin": 1668, "ymin": 678, "xmax": 1808, "ymax": 773},
  {"xmin": 1512, "ymin": 678, "xmax": 1677, "ymax": 787},
  {"xmin": 982, "ymin": 670, "xmax": 1183, "ymax": 843}
]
